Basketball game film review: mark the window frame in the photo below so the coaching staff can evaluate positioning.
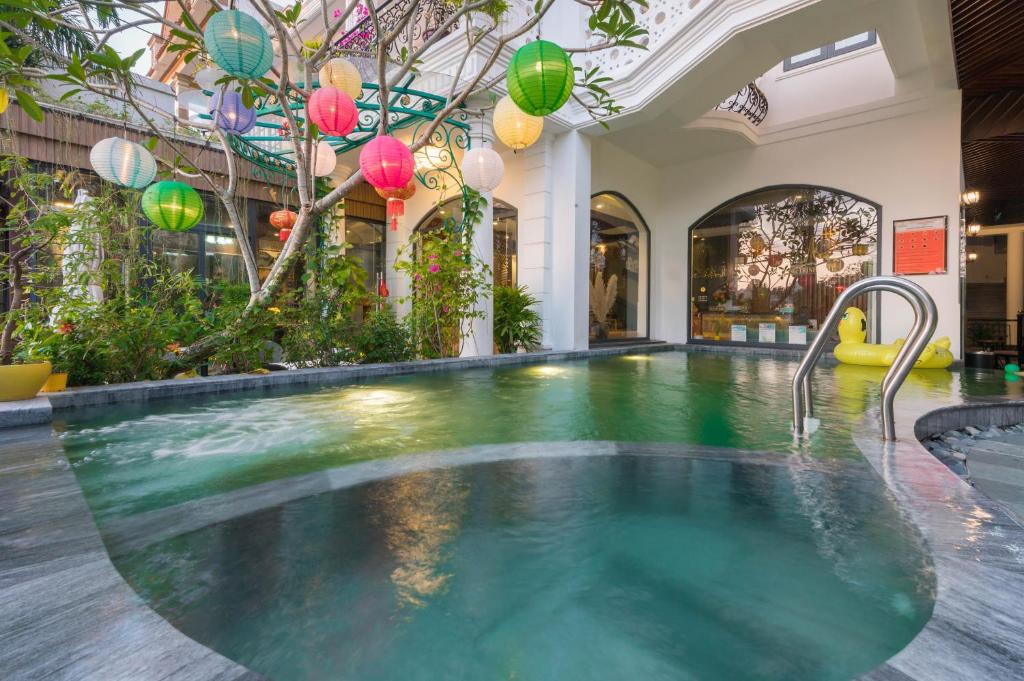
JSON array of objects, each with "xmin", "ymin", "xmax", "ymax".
[{"xmin": 783, "ymin": 31, "xmax": 877, "ymax": 72}]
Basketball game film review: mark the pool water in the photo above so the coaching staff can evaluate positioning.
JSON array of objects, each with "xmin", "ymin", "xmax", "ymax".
[
  {"xmin": 58, "ymin": 351, "xmax": 1014, "ymax": 680},
  {"xmin": 116, "ymin": 454, "xmax": 936, "ymax": 681},
  {"xmin": 61, "ymin": 351, "xmax": 1010, "ymax": 526}
]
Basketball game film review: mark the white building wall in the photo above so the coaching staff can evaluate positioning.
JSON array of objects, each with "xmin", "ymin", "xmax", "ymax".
[{"xmin": 651, "ymin": 89, "xmax": 964, "ymax": 355}]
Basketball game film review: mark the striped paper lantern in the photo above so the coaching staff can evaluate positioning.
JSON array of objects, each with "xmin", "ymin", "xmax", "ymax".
[
  {"xmin": 141, "ymin": 181, "xmax": 204, "ymax": 232},
  {"xmin": 90, "ymin": 137, "xmax": 157, "ymax": 189},
  {"xmin": 506, "ymin": 40, "xmax": 573, "ymax": 116},
  {"xmin": 307, "ymin": 87, "xmax": 358, "ymax": 137},
  {"xmin": 460, "ymin": 147, "xmax": 504, "ymax": 193},
  {"xmin": 204, "ymin": 10, "xmax": 273, "ymax": 79},
  {"xmin": 318, "ymin": 58, "xmax": 362, "ymax": 99},
  {"xmin": 210, "ymin": 90, "xmax": 257, "ymax": 134},
  {"xmin": 359, "ymin": 135, "xmax": 414, "ymax": 191},
  {"xmin": 493, "ymin": 95, "xmax": 542, "ymax": 151}
]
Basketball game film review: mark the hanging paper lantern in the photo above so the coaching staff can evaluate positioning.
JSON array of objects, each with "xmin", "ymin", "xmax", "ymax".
[
  {"xmin": 748, "ymin": 234, "xmax": 765, "ymax": 254},
  {"xmin": 307, "ymin": 87, "xmax": 358, "ymax": 137},
  {"xmin": 826, "ymin": 258, "xmax": 845, "ymax": 273},
  {"xmin": 210, "ymin": 90, "xmax": 257, "ymax": 134},
  {"xmin": 359, "ymin": 135, "xmax": 415, "ymax": 191},
  {"xmin": 460, "ymin": 147, "xmax": 504, "ymax": 193},
  {"xmin": 311, "ymin": 141, "xmax": 338, "ymax": 177},
  {"xmin": 90, "ymin": 137, "xmax": 157, "ymax": 189},
  {"xmin": 852, "ymin": 243, "xmax": 870, "ymax": 257},
  {"xmin": 141, "ymin": 181, "xmax": 204, "ymax": 232},
  {"xmin": 506, "ymin": 40, "xmax": 574, "ymax": 116},
  {"xmin": 204, "ymin": 10, "xmax": 273, "ymax": 79},
  {"xmin": 860, "ymin": 261, "xmax": 874, "ymax": 276},
  {"xmin": 768, "ymin": 253, "xmax": 783, "ymax": 267},
  {"xmin": 747, "ymin": 264, "xmax": 760, "ymax": 276},
  {"xmin": 814, "ymin": 237, "xmax": 834, "ymax": 256},
  {"xmin": 797, "ymin": 274, "xmax": 815, "ymax": 289},
  {"xmin": 278, "ymin": 227, "xmax": 292, "ymax": 242},
  {"xmin": 269, "ymin": 209, "xmax": 297, "ymax": 230},
  {"xmin": 318, "ymin": 58, "xmax": 362, "ymax": 99},
  {"xmin": 493, "ymin": 95, "xmax": 543, "ymax": 151},
  {"xmin": 376, "ymin": 180, "xmax": 417, "ymax": 231},
  {"xmin": 195, "ymin": 66, "xmax": 227, "ymax": 91}
]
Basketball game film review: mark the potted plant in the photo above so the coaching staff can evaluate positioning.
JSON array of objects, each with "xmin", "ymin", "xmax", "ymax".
[{"xmin": 493, "ymin": 285, "xmax": 542, "ymax": 353}]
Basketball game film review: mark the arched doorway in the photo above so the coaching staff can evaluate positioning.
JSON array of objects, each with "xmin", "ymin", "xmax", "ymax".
[
  {"xmin": 414, "ymin": 197, "xmax": 518, "ymax": 286},
  {"xmin": 689, "ymin": 185, "xmax": 879, "ymax": 347},
  {"xmin": 590, "ymin": 192, "xmax": 650, "ymax": 342}
]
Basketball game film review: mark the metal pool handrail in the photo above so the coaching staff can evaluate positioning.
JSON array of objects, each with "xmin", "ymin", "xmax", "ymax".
[{"xmin": 792, "ymin": 276, "xmax": 938, "ymax": 441}]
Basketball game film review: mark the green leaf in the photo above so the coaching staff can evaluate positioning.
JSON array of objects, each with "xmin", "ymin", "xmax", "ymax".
[{"xmin": 15, "ymin": 89, "xmax": 43, "ymax": 121}]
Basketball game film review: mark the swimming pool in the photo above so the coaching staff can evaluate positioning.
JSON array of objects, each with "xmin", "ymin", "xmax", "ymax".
[{"xmin": 57, "ymin": 350, "xmax": 1014, "ymax": 680}]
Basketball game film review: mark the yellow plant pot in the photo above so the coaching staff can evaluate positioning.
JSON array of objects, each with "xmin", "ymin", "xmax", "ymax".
[
  {"xmin": 0, "ymin": 361, "xmax": 53, "ymax": 401},
  {"xmin": 40, "ymin": 372, "xmax": 69, "ymax": 393}
]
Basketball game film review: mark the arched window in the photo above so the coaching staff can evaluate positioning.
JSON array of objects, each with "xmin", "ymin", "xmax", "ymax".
[
  {"xmin": 414, "ymin": 197, "xmax": 518, "ymax": 287},
  {"xmin": 590, "ymin": 192, "xmax": 650, "ymax": 342},
  {"xmin": 689, "ymin": 186, "xmax": 879, "ymax": 346}
]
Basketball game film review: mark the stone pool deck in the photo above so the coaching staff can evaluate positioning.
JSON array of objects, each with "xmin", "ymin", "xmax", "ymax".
[{"xmin": 1, "ymin": 344, "xmax": 1022, "ymax": 680}]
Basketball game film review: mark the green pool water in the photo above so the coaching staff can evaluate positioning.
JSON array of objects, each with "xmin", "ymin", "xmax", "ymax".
[
  {"xmin": 60, "ymin": 351, "xmax": 1010, "ymax": 526},
  {"xmin": 117, "ymin": 454, "xmax": 935, "ymax": 681},
  {"xmin": 59, "ymin": 350, "xmax": 1015, "ymax": 681}
]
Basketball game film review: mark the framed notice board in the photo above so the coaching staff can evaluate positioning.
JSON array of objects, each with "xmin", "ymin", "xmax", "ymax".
[{"xmin": 893, "ymin": 216, "xmax": 947, "ymax": 275}]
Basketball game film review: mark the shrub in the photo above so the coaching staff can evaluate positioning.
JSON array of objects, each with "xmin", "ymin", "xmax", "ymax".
[
  {"xmin": 356, "ymin": 306, "xmax": 414, "ymax": 363},
  {"xmin": 493, "ymin": 285, "xmax": 542, "ymax": 353}
]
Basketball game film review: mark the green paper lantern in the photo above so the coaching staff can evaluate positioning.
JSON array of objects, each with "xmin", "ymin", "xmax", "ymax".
[
  {"xmin": 506, "ymin": 40, "xmax": 574, "ymax": 116},
  {"xmin": 204, "ymin": 10, "xmax": 273, "ymax": 80},
  {"xmin": 141, "ymin": 181, "xmax": 204, "ymax": 232}
]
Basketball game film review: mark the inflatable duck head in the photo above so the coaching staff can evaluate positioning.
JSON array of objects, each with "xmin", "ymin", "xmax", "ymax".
[{"xmin": 838, "ymin": 307, "xmax": 868, "ymax": 343}]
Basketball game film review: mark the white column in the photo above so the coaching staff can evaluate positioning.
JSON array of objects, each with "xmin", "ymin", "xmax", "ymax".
[
  {"xmin": 1007, "ymin": 230, "xmax": 1024, "ymax": 323},
  {"xmin": 549, "ymin": 130, "xmax": 592, "ymax": 351},
  {"xmin": 461, "ymin": 116, "xmax": 495, "ymax": 357},
  {"xmin": 518, "ymin": 138, "xmax": 555, "ymax": 348}
]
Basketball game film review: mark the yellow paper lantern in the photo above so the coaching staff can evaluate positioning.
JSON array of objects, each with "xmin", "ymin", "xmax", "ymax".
[
  {"xmin": 318, "ymin": 58, "xmax": 362, "ymax": 100},
  {"xmin": 493, "ymin": 95, "xmax": 542, "ymax": 151}
]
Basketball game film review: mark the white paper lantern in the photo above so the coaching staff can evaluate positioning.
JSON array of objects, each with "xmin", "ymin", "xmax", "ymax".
[
  {"xmin": 318, "ymin": 58, "xmax": 362, "ymax": 100},
  {"xmin": 460, "ymin": 147, "xmax": 504, "ymax": 192},
  {"xmin": 313, "ymin": 140, "xmax": 337, "ymax": 177},
  {"xmin": 89, "ymin": 137, "xmax": 157, "ymax": 189},
  {"xmin": 195, "ymin": 66, "xmax": 227, "ymax": 92},
  {"xmin": 493, "ymin": 95, "xmax": 542, "ymax": 151}
]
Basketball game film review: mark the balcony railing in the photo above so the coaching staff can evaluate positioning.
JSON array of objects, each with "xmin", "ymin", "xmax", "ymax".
[
  {"xmin": 333, "ymin": 0, "xmax": 458, "ymax": 62},
  {"xmin": 716, "ymin": 82, "xmax": 768, "ymax": 126}
]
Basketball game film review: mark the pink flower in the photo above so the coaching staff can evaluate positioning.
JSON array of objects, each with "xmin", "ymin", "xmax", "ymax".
[
  {"xmin": 332, "ymin": 8, "xmax": 341, "ymax": 18},
  {"xmin": 442, "ymin": 306, "xmax": 450, "ymax": 314},
  {"xmin": 428, "ymin": 253, "xmax": 438, "ymax": 260},
  {"xmin": 414, "ymin": 273, "xmax": 422, "ymax": 281},
  {"xmin": 429, "ymin": 264, "xmax": 440, "ymax": 273},
  {"xmin": 453, "ymin": 250, "xmax": 462, "ymax": 257}
]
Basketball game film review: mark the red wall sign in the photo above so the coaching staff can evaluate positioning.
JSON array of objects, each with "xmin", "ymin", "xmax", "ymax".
[{"xmin": 893, "ymin": 216, "xmax": 947, "ymax": 275}]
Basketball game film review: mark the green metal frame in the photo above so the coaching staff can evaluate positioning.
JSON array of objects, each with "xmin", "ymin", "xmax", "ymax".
[{"xmin": 198, "ymin": 79, "xmax": 471, "ymax": 180}]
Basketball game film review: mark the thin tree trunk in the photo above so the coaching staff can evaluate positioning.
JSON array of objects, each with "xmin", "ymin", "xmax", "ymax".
[{"xmin": 0, "ymin": 257, "xmax": 25, "ymax": 365}]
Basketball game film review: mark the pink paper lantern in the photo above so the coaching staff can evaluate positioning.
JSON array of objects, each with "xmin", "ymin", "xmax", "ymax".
[
  {"xmin": 308, "ymin": 87, "xmax": 358, "ymax": 137},
  {"xmin": 359, "ymin": 135, "xmax": 415, "ymax": 191}
]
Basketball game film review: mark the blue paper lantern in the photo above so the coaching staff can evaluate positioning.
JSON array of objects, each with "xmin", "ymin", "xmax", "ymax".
[
  {"xmin": 204, "ymin": 10, "xmax": 273, "ymax": 80},
  {"xmin": 89, "ymin": 137, "xmax": 157, "ymax": 189},
  {"xmin": 210, "ymin": 90, "xmax": 257, "ymax": 134}
]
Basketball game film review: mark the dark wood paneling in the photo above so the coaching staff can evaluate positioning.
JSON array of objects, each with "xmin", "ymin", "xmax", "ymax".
[{"xmin": 952, "ymin": 0, "xmax": 1024, "ymax": 224}]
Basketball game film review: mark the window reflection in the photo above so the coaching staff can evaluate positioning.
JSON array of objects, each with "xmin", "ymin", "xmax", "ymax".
[
  {"xmin": 346, "ymin": 218, "xmax": 386, "ymax": 292},
  {"xmin": 153, "ymin": 231, "xmax": 200, "ymax": 276},
  {"xmin": 204, "ymin": 233, "xmax": 245, "ymax": 285},
  {"xmin": 590, "ymin": 193, "xmax": 649, "ymax": 342},
  {"xmin": 689, "ymin": 187, "xmax": 878, "ymax": 346}
]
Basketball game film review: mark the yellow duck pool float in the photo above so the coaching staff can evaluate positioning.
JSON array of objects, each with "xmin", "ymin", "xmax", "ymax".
[{"xmin": 833, "ymin": 307, "xmax": 953, "ymax": 369}]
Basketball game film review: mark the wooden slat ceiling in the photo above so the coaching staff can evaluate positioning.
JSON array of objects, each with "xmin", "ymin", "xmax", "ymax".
[{"xmin": 952, "ymin": 0, "xmax": 1024, "ymax": 225}]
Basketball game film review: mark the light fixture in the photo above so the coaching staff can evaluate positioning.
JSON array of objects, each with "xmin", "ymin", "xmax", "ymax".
[
  {"xmin": 967, "ymin": 223, "xmax": 982, "ymax": 236},
  {"xmin": 968, "ymin": 252, "xmax": 979, "ymax": 262},
  {"xmin": 961, "ymin": 189, "xmax": 980, "ymax": 206}
]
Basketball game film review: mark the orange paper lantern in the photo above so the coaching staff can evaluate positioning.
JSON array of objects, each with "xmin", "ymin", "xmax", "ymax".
[{"xmin": 270, "ymin": 209, "xmax": 298, "ymax": 229}]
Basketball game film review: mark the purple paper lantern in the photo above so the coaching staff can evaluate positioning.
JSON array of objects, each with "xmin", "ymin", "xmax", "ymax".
[{"xmin": 210, "ymin": 91, "xmax": 257, "ymax": 134}]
